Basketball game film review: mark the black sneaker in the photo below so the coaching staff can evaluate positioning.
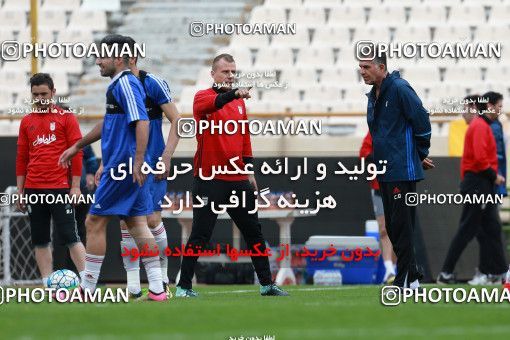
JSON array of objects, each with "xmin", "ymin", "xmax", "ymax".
[
  {"xmin": 129, "ymin": 290, "xmax": 143, "ymax": 300},
  {"xmin": 260, "ymin": 284, "xmax": 289, "ymax": 296},
  {"xmin": 436, "ymin": 272, "xmax": 456, "ymax": 284}
]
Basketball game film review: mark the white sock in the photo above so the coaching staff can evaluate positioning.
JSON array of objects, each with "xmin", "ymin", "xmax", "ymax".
[
  {"xmin": 141, "ymin": 255, "xmax": 163, "ymax": 294},
  {"xmin": 81, "ymin": 254, "xmax": 104, "ymax": 291},
  {"xmin": 384, "ymin": 260, "xmax": 396, "ymax": 275},
  {"xmin": 79, "ymin": 271, "xmax": 85, "ymax": 283},
  {"xmin": 410, "ymin": 279, "xmax": 420, "ymax": 290},
  {"xmin": 121, "ymin": 230, "xmax": 141, "ymax": 294},
  {"xmin": 150, "ymin": 222, "xmax": 169, "ymax": 284},
  {"xmin": 42, "ymin": 277, "xmax": 49, "ymax": 287}
]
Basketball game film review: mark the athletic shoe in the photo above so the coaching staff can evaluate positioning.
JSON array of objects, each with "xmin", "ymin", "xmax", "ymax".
[
  {"xmin": 147, "ymin": 290, "xmax": 168, "ymax": 302},
  {"xmin": 436, "ymin": 272, "xmax": 456, "ymax": 284},
  {"xmin": 175, "ymin": 286, "xmax": 199, "ymax": 298},
  {"xmin": 384, "ymin": 274, "xmax": 396, "ymax": 285},
  {"xmin": 487, "ymin": 273, "xmax": 505, "ymax": 285},
  {"xmin": 164, "ymin": 282, "xmax": 173, "ymax": 298},
  {"xmin": 129, "ymin": 290, "xmax": 143, "ymax": 300},
  {"xmin": 468, "ymin": 268, "xmax": 488, "ymax": 285},
  {"xmin": 260, "ymin": 284, "xmax": 289, "ymax": 296}
]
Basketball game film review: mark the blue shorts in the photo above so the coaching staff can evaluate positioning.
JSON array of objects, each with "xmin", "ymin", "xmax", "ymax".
[
  {"xmin": 148, "ymin": 174, "xmax": 167, "ymax": 212},
  {"xmin": 89, "ymin": 170, "xmax": 153, "ymax": 218}
]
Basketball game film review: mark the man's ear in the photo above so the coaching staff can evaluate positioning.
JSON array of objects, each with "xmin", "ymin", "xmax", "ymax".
[{"xmin": 51, "ymin": 88, "xmax": 56, "ymax": 96}]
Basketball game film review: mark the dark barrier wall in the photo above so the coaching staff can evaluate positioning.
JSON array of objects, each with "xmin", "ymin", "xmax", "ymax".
[{"xmin": 0, "ymin": 137, "xmax": 493, "ymax": 282}]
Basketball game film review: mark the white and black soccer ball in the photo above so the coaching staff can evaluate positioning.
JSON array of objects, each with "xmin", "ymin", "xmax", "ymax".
[{"xmin": 47, "ymin": 269, "xmax": 80, "ymax": 289}]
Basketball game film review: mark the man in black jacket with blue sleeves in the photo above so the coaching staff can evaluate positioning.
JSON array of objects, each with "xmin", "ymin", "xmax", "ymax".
[{"xmin": 359, "ymin": 49, "xmax": 434, "ymax": 289}]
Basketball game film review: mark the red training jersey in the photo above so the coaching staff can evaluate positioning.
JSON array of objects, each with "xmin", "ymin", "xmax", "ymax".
[
  {"xmin": 461, "ymin": 116, "xmax": 497, "ymax": 179},
  {"xmin": 193, "ymin": 88, "xmax": 252, "ymax": 181},
  {"xmin": 359, "ymin": 132, "xmax": 380, "ymax": 190},
  {"xmin": 16, "ymin": 105, "xmax": 83, "ymax": 189}
]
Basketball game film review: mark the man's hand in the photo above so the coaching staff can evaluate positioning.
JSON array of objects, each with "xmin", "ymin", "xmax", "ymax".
[
  {"xmin": 85, "ymin": 174, "xmax": 95, "ymax": 191},
  {"xmin": 59, "ymin": 144, "xmax": 79, "ymax": 168},
  {"xmin": 155, "ymin": 153, "xmax": 171, "ymax": 181},
  {"xmin": 16, "ymin": 189, "xmax": 26, "ymax": 213},
  {"xmin": 235, "ymin": 87, "xmax": 251, "ymax": 99},
  {"xmin": 94, "ymin": 164, "xmax": 103, "ymax": 187},
  {"xmin": 133, "ymin": 159, "xmax": 147, "ymax": 187},
  {"xmin": 69, "ymin": 186, "xmax": 81, "ymax": 203},
  {"xmin": 422, "ymin": 157, "xmax": 435, "ymax": 170},
  {"xmin": 248, "ymin": 174, "xmax": 258, "ymax": 192},
  {"xmin": 495, "ymin": 174, "xmax": 505, "ymax": 185}
]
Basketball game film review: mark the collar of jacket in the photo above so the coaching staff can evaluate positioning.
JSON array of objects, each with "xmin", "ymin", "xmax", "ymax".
[
  {"xmin": 366, "ymin": 70, "xmax": 399, "ymax": 101},
  {"xmin": 481, "ymin": 114, "xmax": 493, "ymax": 125}
]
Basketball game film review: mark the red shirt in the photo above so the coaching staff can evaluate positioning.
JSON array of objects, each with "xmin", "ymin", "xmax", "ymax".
[
  {"xmin": 359, "ymin": 132, "xmax": 379, "ymax": 190},
  {"xmin": 193, "ymin": 88, "xmax": 252, "ymax": 181},
  {"xmin": 461, "ymin": 116, "xmax": 497, "ymax": 179},
  {"xmin": 16, "ymin": 105, "xmax": 83, "ymax": 189}
]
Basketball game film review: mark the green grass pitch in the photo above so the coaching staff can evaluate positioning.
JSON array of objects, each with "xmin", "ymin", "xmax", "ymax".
[{"xmin": 1, "ymin": 284, "xmax": 509, "ymax": 339}]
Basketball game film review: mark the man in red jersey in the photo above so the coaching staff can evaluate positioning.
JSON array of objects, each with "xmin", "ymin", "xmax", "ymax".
[
  {"xmin": 175, "ymin": 54, "xmax": 288, "ymax": 297},
  {"xmin": 438, "ymin": 92, "xmax": 508, "ymax": 283},
  {"xmin": 16, "ymin": 73, "xmax": 86, "ymax": 286}
]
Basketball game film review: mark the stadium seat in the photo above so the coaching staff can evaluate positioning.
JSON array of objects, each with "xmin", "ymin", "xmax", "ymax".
[
  {"xmin": 305, "ymin": 86, "xmax": 343, "ymax": 102},
  {"xmin": 313, "ymin": 26, "xmax": 351, "ymax": 46},
  {"xmin": 0, "ymin": 71, "xmax": 28, "ymax": 92},
  {"xmin": 2, "ymin": 0, "xmax": 36, "ymax": 11},
  {"xmin": 262, "ymin": 88, "xmax": 301, "ymax": 102},
  {"xmin": 280, "ymin": 68, "xmax": 318, "ymax": 87},
  {"xmin": 264, "ymin": 0, "xmax": 303, "ymax": 8},
  {"xmin": 18, "ymin": 29, "xmax": 54, "ymax": 43},
  {"xmin": 58, "ymin": 30, "xmax": 94, "ymax": 44},
  {"xmin": 0, "ymin": 30, "xmax": 14, "ymax": 41},
  {"xmin": 229, "ymin": 34, "xmax": 270, "ymax": 49},
  {"xmin": 271, "ymin": 28, "xmax": 310, "ymax": 48},
  {"xmin": 401, "ymin": 67, "xmax": 441, "ymax": 84},
  {"xmin": 217, "ymin": 47, "xmax": 253, "ymax": 67},
  {"xmin": 0, "ymin": 11, "xmax": 27, "ymax": 29},
  {"xmin": 296, "ymin": 47, "xmax": 335, "ymax": 67},
  {"xmin": 41, "ymin": 0, "xmax": 80, "ymax": 11},
  {"xmin": 368, "ymin": 6, "xmax": 407, "ymax": 25},
  {"xmin": 321, "ymin": 67, "xmax": 359, "ymax": 84},
  {"xmin": 485, "ymin": 66, "xmax": 510, "ymax": 83},
  {"xmin": 249, "ymin": 6, "xmax": 286, "ymax": 23},
  {"xmin": 81, "ymin": 0, "xmax": 121, "ymax": 11},
  {"xmin": 433, "ymin": 25, "xmax": 471, "ymax": 42},
  {"xmin": 303, "ymin": 0, "xmax": 342, "ymax": 6},
  {"xmin": 393, "ymin": 26, "xmax": 431, "ymax": 43},
  {"xmin": 329, "ymin": 6, "xmax": 367, "ymax": 26},
  {"xmin": 254, "ymin": 48, "xmax": 294, "ymax": 69},
  {"xmin": 68, "ymin": 10, "xmax": 107, "ymax": 31},
  {"xmin": 489, "ymin": 4, "xmax": 510, "ymax": 24},
  {"xmin": 448, "ymin": 6, "xmax": 487, "ymax": 25},
  {"xmin": 38, "ymin": 10, "xmax": 67, "ymax": 30},
  {"xmin": 408, "ymin": 5, "xmax": 448, "ymax": 25},
  {"xmin": 42, "ymin": 56, "xmax": 83, "ymax": 74},
  {"xmin": 443, "ymin": 67, "xmax": 482, "ymax": 83},
  {"xmin": 289, "ymin": 7, "xmax": 327, "ymax": 25},
  {"xmin": 353, "ymin": 26, "xmax": 391, "ymax": 44}
]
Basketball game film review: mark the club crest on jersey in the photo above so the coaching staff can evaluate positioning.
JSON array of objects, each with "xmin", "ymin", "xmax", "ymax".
[
  {"xmin": 50, "ymin": 122, "xmax": 56, "ymax": 131},
  {"xmin": 238, "ymin": 106, "xmax": 243, "ymax": 115}
]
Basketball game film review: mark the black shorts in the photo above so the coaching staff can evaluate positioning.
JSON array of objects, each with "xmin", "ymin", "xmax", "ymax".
[{"xmin": 25, "ymin": 188, "xmax": 80, "ymax": 247}]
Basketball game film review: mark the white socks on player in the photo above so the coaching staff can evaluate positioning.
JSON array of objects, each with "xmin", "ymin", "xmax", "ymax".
[
  {"xmin": 141, "ymin": 256, "xmax": 164, "ymax": 294},
  {"xmin": 121, "ymin": 230, "xmax": 141, "ymax": 294},
  {"xmin": 384, "ymin": 260, "xmax": 395, "ymax": 275},
  {"xmin": 42, "ymin": 277, "xmax": 48, "ymax": 287},
  {"xmin": 81, "ymin": 254, "xmax": 104, "ymax": 291},
  {"xmin": 410, "ymin": 279, "xmax": 420, "ymax": 290},
  {"xmin": 151, "ymin": 222, "xmax": 169, "ymax": 284}
]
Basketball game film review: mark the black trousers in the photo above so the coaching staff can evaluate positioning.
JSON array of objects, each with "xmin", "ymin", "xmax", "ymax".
[
  {"xmin": 178, "ymin": 178, "xmax": 273, "ymax": 289},
  {"xmin": 442, "ymin": 173, "xmax": 507, "ymax": 275},
  {"xmin": 379, "ymin": 181, "xmax": 423, "ymax": 287}
]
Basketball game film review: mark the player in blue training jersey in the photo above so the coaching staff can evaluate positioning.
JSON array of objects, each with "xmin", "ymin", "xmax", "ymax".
[
  {"xmin": 116, "ymin": 36, "xmax": 181, "ymax": 298},
  {"xmin": 59, "ymin": 35, "xmax": 167, "ymax": 302}
]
